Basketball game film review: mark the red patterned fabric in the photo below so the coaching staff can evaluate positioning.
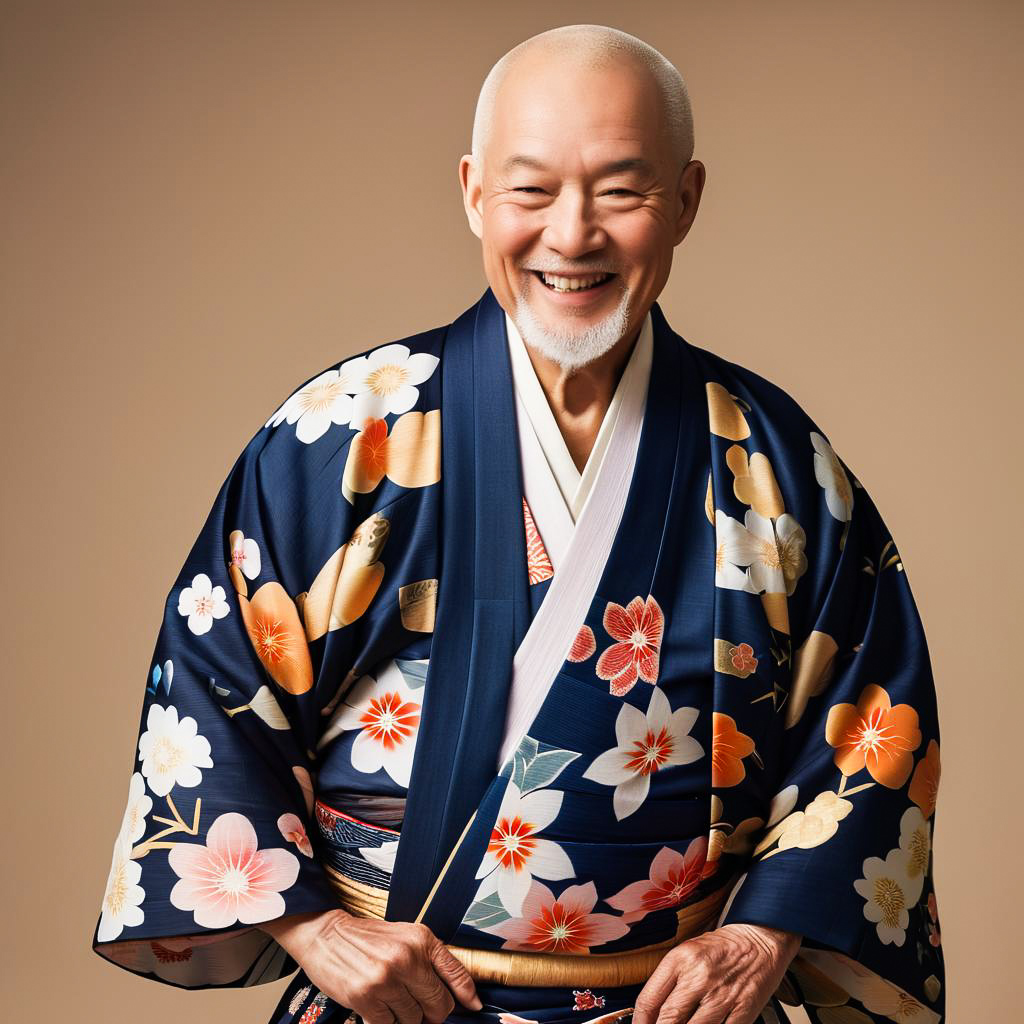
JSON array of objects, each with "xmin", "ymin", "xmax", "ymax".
[{"xmin": 522, "ymin": 497, "xmax": 554, "ymax": 585}]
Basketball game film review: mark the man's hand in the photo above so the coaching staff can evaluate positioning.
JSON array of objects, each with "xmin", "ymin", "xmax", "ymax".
[
  {"xmin": 261, "ymin": 908, "xmax": 483, "ymax": 1024},
  {"xmin": 630, "ymin": 923, "xmax": 802, "ymax": 1024}
]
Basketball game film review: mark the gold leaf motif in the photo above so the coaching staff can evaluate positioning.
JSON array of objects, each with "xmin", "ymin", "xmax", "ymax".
[
  {"xmin": 399, "ymin": 578, "xmax": 438, "ymax": 632},
  {"xmin": 726, "ymin": 445, "xmax": 785, "ymax": 519},
  {"xmin": 786, "ymin": 630, "xmax": 839, "ymax": 729},
  {"xmin": 706, "ymin": 382, "xmax": 751, "ymax": 440},
  {"xmin": 302, "ymin": 514, "xmax": 389, "ymax": 641}
]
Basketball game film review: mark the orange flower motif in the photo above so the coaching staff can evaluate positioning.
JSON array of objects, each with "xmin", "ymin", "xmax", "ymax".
[
  {"xmin": 341, "ymin": 410, "xmax": 441, "ymax": 503},
  {"xmin": 908, "ymin": 738, "xmax": 941, "ymax": 817},
  {"xmin": 711, "ymin": 713, "xmax": 756, "ymax": 787},
  {"xmin": 825, "ymin": 683, "xmax": 922, "ymax": 788},
  {"xmin": 238, "ymin": 581, "xmax": 314, "ymax": 694}
]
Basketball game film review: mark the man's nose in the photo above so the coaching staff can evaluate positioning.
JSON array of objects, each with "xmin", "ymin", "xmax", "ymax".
[{"xmin": 541, "ymin": 189, "xmax": 607, "ymax": 258}]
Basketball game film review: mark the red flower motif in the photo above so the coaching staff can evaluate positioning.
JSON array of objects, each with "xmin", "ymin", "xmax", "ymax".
[
  {"xmin": 573, "ymin": 989, "xmax": 606, "ymax": 1011},
  {"xmin": 595, "ymin": 595, "xmax": 664, "ymax": 696},
  {"xmin": 729, "ymin": 642, "xmax": 758, "ymax": 673},
  {"xmin": 568, "ymin": 625, "xmax": 597, "ymax": 663}
]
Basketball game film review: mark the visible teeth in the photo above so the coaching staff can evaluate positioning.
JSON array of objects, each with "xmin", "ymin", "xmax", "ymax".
[{"xmin": 539, "ymin": 272, "xmax": 611, "ymax": 292}]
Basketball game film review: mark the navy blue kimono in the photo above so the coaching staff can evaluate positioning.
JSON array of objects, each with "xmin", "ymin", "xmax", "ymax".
[{"xmin": 93, "ymin": 288, "xmax": 945, "ymax": 1024}]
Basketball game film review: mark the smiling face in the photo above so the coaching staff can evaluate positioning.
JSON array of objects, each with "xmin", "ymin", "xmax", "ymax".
[{"xmin": 460, "ymin": 51, "xmax": 705, "ymax": 368}]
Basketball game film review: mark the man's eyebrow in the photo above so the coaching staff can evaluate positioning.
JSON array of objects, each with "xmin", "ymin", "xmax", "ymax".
[{"xmin": 501, "ymin": 155, "xmax": 657, "ymax": 177}]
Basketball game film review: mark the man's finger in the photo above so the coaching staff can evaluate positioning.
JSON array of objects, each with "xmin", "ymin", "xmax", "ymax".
[
  {"xmin": 406, "ymin": 960, "xmax": 457, "ymax": 1023},
  {"xmin": 383, "ymin": 982, "xmax": 426, "ymax": 1024},
  {"xmin": 631, "ymin": 954, "xmax": 687, "ymax": 1024},
  {"xmin": 428, "ymin": 941, "xmax": 483, "ymax": 1010}
]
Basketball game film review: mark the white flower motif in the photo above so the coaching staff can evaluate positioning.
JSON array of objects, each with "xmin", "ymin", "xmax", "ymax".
[
  {"xmin": 897, "ymin": 805, "xmax": 931, "ymax": 904},
  {"xmin": 97, "ymin": 837, "xmax": 145, "ymax": 941},
  {"xmin": 344, "ymin": 344, "xmax": 440, "ymax": 428},
  {"xmin": 811, "ymin": 431, "xmax": 854, "ymax": 522},
  {"xmin": 473, "ymin": 779, "xmax": 575, "ymax": 917},
  {"xmin": 582, "ymin": 687, "xmax": 704, "ymax": 821},
  {"xmin": 265, "ymin": 366, "xmax": 361, "ymax": 444},
  {"xmin": 854, "ymin": 847, "xmax": 915, "ymax": 945},
  {"xmin": 319, "ymin": 661, "xmax": 422, "ymax": 787},
  {"xmin": 714, "ymin": 508, "xmax": 807, "ymax": 596},
  {"xmin": 138, "ymin": 703, "xmax": 214, "ymax": 798},
  {"xmin": 177, "ymin": 573, "xmax": 230, "ymax": 636},
  {"xmin": 360, "ymin": 839, "xmax": 400, "ymax": 874},
  {"xmin": 714, "ymin": 508, "xmax": 757, "ymax": 592},
  {"xmin": 798, "ymin": 949, "xmax": 941, "ymax": 1024},
  {"xmin": 228, "ymin": 530, "xmax": 261, "ymax": 580},
  {"xmin": 117, "ymin": 772, "xmax": 153, "ymax": 846}
]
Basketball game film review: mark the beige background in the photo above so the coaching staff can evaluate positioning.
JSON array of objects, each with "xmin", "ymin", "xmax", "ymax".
[{"xmin": 2, "ymin": 1, "xmax": 1019, "ymax": 1020}]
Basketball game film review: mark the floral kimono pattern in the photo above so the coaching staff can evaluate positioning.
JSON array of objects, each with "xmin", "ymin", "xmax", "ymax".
[{"xmin": 94, "ymin": 288, "xmax": 944, "ymax": 1024}]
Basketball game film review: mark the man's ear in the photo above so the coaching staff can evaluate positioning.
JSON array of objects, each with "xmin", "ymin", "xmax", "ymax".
[
  {"xmin": 673, "ymin": 159, "xmax": 706, "ymax": 246},
  {"xmin": 459, "ymin": 154, "xmax": 484, "ymax": 240}
]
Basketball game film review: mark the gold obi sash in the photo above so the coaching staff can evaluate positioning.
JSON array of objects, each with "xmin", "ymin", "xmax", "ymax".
[{"xmin": 322, "ymin": 860, "xmax": 736, "ymax": 988}]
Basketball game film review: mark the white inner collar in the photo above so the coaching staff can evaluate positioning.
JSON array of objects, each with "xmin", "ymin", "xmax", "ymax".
[{"xmin": 505, "ymin": 308, "xmax": 654, "ymax": 523}]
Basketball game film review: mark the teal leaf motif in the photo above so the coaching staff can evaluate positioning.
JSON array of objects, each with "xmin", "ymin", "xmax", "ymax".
[
  {"xmin": 503, "ymin": 735, "xmax": 581, "ymax": 794},
  {"xmin": 396, "ymin": 658, "xmax": 429, "ymax": 690},
  {"xmin": 521, "ymin": 749, "xmax": 581, "ymax": 793},
  {"xmin": 462, "ymin": 891, "xmax": 511, "ymax": 930}
]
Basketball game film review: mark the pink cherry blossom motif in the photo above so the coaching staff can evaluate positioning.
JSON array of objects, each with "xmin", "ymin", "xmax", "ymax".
[
  {"xmin": 169, "ymin": 812, "xmax": 300, "ymax": 929},
  {"xmin": 489, "ymin": 879, "xmax": 629, "ymax": 953},
  {"xmin": 605, "ymin": 838, "xmax": 708, "ymax": 924},
  {"xmin": 567, "ymin": 625, "xmax": 597, "ymax": 663},
  {"xmin": 277, "ymin": 813, "xmax": 314, "ymax": 857},
  {"xmin": 595, "ymin": 595, "xmax": 664, "ymax": 696}
]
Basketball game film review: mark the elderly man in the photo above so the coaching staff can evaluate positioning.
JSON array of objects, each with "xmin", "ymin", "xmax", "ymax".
[{"xmin": 93, "ymin": 23, "xmax": 945, "ymax": 1024}]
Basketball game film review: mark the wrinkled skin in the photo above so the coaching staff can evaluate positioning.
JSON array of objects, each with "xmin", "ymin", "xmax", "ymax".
[
  {"xmin": 630, "ymin": 922, "xmax": 803, "ymax": 1024},
  {"xmin": 263, "ymin": 908, "xmax": 482, "ymax": 1024}
]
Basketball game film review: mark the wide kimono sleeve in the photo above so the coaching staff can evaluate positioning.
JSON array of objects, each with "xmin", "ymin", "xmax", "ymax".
[
  {"xmin": 92, "ymin": 350, "xmax": 443, "ymax": 990},
  {"xmin": 716, "ymin": 414, "xmax": 946, "ymax": 1022}
]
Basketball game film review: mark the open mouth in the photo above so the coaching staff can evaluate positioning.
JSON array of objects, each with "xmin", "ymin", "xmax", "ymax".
[{"xmin": 531, "ymin": 270, "xmax": 616, "ymax": 294}]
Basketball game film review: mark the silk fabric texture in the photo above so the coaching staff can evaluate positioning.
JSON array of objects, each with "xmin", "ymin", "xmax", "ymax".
[{"xmin": 93, "ymin": 288, "xmax": 946, "ymax": 1024}]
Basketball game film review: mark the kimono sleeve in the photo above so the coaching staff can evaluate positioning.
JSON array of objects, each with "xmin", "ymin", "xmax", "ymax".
[
  {"xmin": 719, "ymin": 430, "xmax": 946, "ymax": 1022},
  {"xmin": 92, "ymin": 386, "xmax": 372, "ymax": 990}
]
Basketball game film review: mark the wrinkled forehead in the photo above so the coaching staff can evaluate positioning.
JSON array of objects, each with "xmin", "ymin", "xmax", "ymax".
[{"xmin": 488, "ymin": 54, "xmax": 669, "ymax": 171}]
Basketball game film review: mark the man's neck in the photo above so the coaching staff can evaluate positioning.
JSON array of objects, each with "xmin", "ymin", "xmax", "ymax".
[{"xmin": 522, "ymin": 321, "xmax": 643, "ymax": 473}]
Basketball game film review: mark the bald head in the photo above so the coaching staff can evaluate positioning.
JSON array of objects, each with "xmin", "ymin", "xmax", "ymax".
[{"xmin": 471, "ymin": 24, "xmax": 694, "ymax": 176}]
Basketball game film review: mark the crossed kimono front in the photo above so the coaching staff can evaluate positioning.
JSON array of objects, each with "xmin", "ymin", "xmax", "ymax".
[{"xmin": 93, "ymin": 288, "xmax": 946, "ymax": 1024}]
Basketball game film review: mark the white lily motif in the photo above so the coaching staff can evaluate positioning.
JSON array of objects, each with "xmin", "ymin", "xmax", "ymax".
[
  {"xmin": 320, "ymin": 661, "xmax": 422, "ymax": 787},
  {"xmin": 344, "ymin": 344, "xmax": 440, "ymax": 428},
  {"xmin": 360, "ymin": 840, "xmax": 400, "ymax": 874},
  {"xmin": 473, "ymin": 779, "xmax": 575, "ymax": 917},
  {"xmin": 582, "ymin": 686, "xmax": 704, "ymax": 821}
]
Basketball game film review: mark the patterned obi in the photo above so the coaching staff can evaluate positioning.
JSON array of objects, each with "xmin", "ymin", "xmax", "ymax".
[{"xmin": 313, "ymin": 792, "xmax": 738, "ymax": 990}]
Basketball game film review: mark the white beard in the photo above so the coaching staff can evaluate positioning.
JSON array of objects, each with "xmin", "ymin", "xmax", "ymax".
[{"xmin": 512, "ymin": 276, "xmax": 632, "ymax": 373}]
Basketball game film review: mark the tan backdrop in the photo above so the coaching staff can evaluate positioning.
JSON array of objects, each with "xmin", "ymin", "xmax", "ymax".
[{"xmin": 3, "ymin": 1, "xmax": 1019, "ymax": 1020}]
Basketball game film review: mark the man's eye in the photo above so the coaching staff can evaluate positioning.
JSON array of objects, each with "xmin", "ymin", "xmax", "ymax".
[
  {"xmin": 514, "ymin": 187, "xmax": 545, "ymax": 194},
  {"xmin": 603, "ymin": 189, "xmax": 636, "ymax": 196}
]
